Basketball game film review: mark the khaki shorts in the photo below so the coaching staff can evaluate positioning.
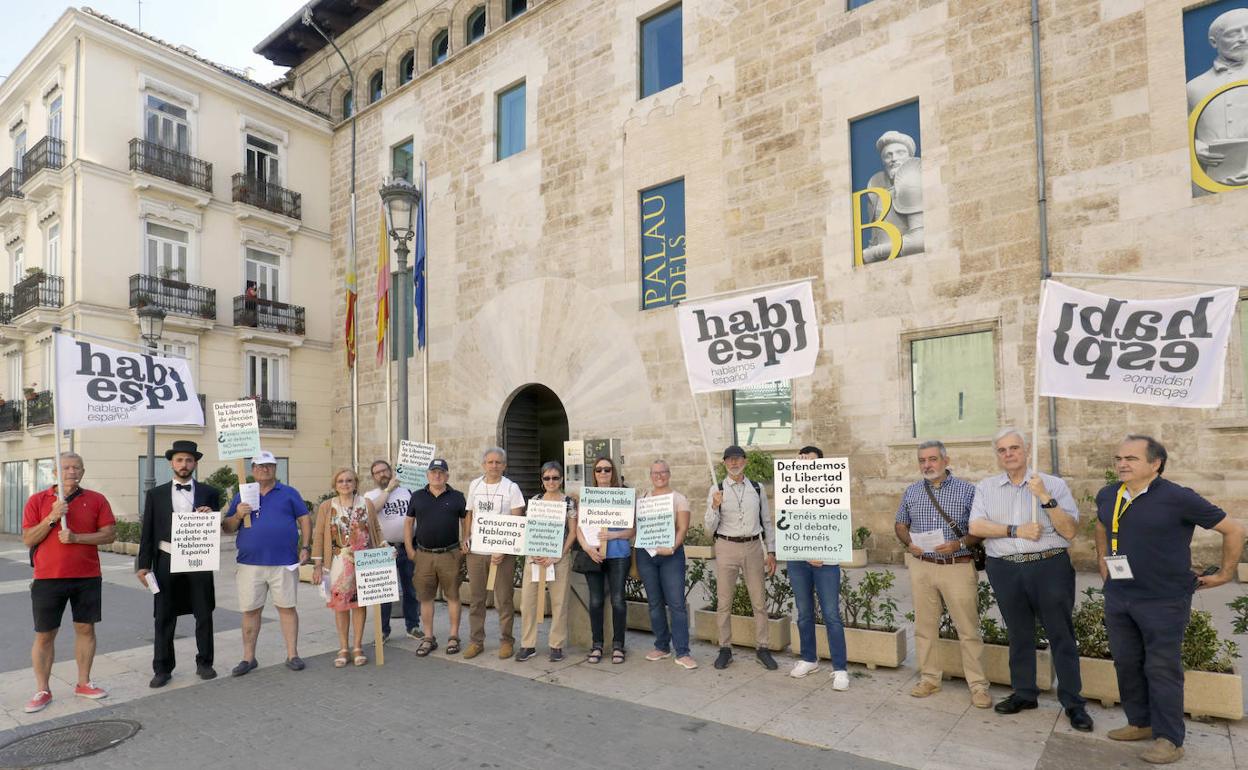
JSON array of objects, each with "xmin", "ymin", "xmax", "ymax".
[
  {"xmin": 414, "ymin": 549, "xmax": 463, "ymax": 604},
  {"xmin": 236, "ymin": 564, "xmax": 298, "ymax": 611}
]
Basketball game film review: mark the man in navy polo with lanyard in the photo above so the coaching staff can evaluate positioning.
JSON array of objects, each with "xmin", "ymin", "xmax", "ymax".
[
  {"xmin": 1095, "ymin": 435, "xmax": 1243, "ymax": 765},
  {"xmin": 969, "ymin": 427, "xmax": 1092, "ymax": 732}
]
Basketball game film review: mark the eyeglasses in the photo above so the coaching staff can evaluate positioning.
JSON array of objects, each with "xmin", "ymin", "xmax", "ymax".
[
  {"xmin": 542, "ymin": 476, "xmax": 561, "ymax": 482},
  {"xmin": 594, "ymin": 467, "xmax": 612, "ymax": 473}
]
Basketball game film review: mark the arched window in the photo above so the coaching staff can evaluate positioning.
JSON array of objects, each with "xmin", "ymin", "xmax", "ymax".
[
  {"xmin": 398, "ymin": 50, "xmax": 415, "ymax": 85},
  {"xmin": 341, "ymin": 89, "xmax": 354, "ymax": 119},
  {"xmin": 466, "ymin": 6, "xmax": 486, "ymax": 44},
  {"xmin": 431, "ymin": 30, "xmax": 449, "ymax": 67},
  {"xmin": 369, "ymin": 70, "xmax": 384, "ymax": 103},
  {"xmin": 505, "ymin": 0, "xmax": 527, "ymax": 21}
]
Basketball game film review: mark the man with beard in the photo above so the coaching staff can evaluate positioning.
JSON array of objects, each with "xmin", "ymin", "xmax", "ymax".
[{"xmin": 364, "ymin": 459, "xmax": 422, "ymax": 641}]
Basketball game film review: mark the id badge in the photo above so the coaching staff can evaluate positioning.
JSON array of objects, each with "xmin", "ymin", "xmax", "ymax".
[{"xmin": 1104, "ymin": 554, "xmax": 1134, "ymax": 580}]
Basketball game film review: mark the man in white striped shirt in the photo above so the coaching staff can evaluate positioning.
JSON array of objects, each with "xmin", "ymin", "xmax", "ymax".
[{"xmin": 969, "ymin": 427, "xmax": 1092, "ymax": 733}]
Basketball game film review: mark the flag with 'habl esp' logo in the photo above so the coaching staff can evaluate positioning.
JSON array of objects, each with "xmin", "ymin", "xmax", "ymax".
[{"xmin": 1036, "ymin": 281, "xmax": 1238, "ymax": 409}]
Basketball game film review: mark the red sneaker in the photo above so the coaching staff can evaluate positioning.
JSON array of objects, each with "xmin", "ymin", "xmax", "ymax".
[
  {"xmin": 74, "ymin": 682, "xmax": 108, "ymax": 700},
  {"xmin": 24, "ymin": 690, "xmax": 52, "ymax": 713}
]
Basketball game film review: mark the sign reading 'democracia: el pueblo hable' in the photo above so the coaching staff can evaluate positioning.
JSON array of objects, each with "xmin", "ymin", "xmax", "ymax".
[
  {"xmin": 53, "ymin": 333, "xmax": 204, "ymax": 429},
  {"xmin": 677, "ymin": 281, "xmax": 820, "ymax": 394},
  {"xmin": 1036, "ymin": 281, "xmax": 1238, "ymax": 408}
]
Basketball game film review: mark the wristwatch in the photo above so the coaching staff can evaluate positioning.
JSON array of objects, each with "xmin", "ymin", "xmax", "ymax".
[
  {"xmin": 1007, "ymin": 525, "xmax": 1017, "ymax": 538},
  {"xmin": 1040, "ymin": 499, "xmax": 1058, "ymax": 509}
]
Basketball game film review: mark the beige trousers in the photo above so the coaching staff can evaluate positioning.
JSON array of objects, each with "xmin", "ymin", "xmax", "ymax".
[
  {"xmin": 467, "ymin": 553, "xmax": 515, "ymax": 645},
  {"xmin": 519, "ymin": 556, "xmax": 572, "ymax": 649},
  {"xmin": 713, "ymin": 538, "xmax": 769, "ymax": 648},
  {"xmin": 906, "ymin": 553, "xmax": 987, "ymax": 689}
]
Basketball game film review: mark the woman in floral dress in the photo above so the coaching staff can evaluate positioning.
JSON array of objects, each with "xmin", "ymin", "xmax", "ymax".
[{"xmin": 312, "ymin": 468, "xmax": 383, "ymax": 667}]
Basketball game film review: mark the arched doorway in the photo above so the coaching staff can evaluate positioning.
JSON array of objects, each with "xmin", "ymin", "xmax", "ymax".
[{"xmin": 499, "ymin": 384, "xmax": 569, "ymax": 499}]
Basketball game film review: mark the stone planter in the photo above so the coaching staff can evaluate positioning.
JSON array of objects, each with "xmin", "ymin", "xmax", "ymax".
[
  {"xmin": 840, "ymin": 549, "xmax": 867, "ymax": 568},
  {"xmin": 693, "ymin": 608, "xmax": 789, "ymax": 651},
  {"xmin": 123, "ymin": 542, "xmax": 140, "ymax": 556},
  {"xmin": 790, "ymin": 622, "xmax": 906, "ymax": 669},
  {"xmin": 1238, "ymin": 563, "xmax": 1248, "ymax": 583},
  {"xmin": 684, "ymin": 545, "xmax": 715, "ymax": 560},
  {"xmin": 1078, "ymin": 657, "xmax": 1243, "ymax": 720},
  {"xmin": 626, "ymin": 600, "xmax": 652, "ymax": 632},
  {"xmin": 935, "ymin": 638, "xmax": 1053, "ymax": 690}
]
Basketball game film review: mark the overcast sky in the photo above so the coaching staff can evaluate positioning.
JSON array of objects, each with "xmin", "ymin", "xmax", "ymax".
[{"xmin": 0, "ymin": 1, "xmax": 307, "ymax": 85}]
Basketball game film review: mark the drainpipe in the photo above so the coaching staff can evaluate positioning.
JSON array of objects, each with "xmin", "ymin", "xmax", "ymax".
[{"xmin": 1030, "ymin": 0, "xmax": 1059, "ymax": 475}]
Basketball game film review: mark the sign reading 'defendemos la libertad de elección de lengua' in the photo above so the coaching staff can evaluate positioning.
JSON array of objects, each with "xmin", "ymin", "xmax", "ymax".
[
  {"xmin": 773, "ymin": 458, "xmax": 854, "ymax": 562},
  {"xmin": 213, "ymin": 399, "xmax": 261, "ymax": 461}
]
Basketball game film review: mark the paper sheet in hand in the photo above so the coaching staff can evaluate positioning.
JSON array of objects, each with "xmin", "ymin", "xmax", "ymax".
[
  {"xmin": 529, "ymin": 562, "xmax": 556, "ymax": 582},
  {"xmin": 909, "ymin": 529, "xmax": 946, "ymax": 552},
  {"xmin": 145, "ymin": 573, "xmax": 160, "ymax": 595},
  {"xmin": 240, "ymin": 482, "xmax": 261, "ymax": 511}
]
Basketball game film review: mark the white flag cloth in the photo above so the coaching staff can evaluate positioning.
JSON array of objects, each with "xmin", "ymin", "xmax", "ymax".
[
  {"xmin": 677, "ymin": 281, "xmax": 819, "ymax": 393},
  {"xmin": 53, "ymin": 333, "xmax": 204, "ymax": 429},
  {"xmin": 1035, "ymin": 281, "xmax": 1238, "ymax": 409}
]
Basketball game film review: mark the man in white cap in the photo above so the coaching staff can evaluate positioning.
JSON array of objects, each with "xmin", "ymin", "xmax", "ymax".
[{"xmin": 222, "ymin": 451, "xmax": 311, "ymax": 675}]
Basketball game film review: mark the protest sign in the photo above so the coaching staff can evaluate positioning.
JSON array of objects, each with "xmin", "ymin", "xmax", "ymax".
[
  {"xmin": 523, "ymin": 499, "xmax": 566, "ymax": 558},
  {"xmin": 170, "ymin": 510, "xmax": 220, "ymax": 572},
  {"xmin": 578, "ymin": 487, "xmax": 636, "ymax": 530},
  {"xmin": 354, "ymin": 547, "xmax": 400, "ymax": 607},
  {"xmin": 54, "ymin": 333, "xmax": 204, "ymax": 428},
  {"xmin": 634, "ymin": 493, "xmax": 675, "ymax": 550},
  {"xmin": 397, "ymin": 440, "xmax": 436, "ymax": 489},
  {"xmin": 213, "ymin": 400, "xmax": 261, "ymax": 460},
  {"xmin": 471, "ymin": 513, "xmax": 527, "ymax": 555},
  {"xmin": 773, "ymin": 458, "xmax": 853, "ymax": 562}
]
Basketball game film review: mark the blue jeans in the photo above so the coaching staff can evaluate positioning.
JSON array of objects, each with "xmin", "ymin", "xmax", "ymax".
[
  {"xmin": 635, "ymin": 547, "xmax": 690, "ymax": 658},
  {"xmin": 788, "ymin": 561, "xmax": 847, "ymax": 668},
  {"xmin": 585, "ymin": 557, "xmax": 629, "ymax": 649},
  {"xmin": 380, "ymin": 546, "xmax": 420, "ymax": 635}
]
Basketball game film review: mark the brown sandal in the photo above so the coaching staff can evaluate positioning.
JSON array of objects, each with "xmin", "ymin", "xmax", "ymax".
[
  {"xmin": 415, "ymin": 637, "xmax": 438, "ymax": 657},
  {"xmin": 445, "ymin": 636, "xmax": 461, "ymax": 655}
]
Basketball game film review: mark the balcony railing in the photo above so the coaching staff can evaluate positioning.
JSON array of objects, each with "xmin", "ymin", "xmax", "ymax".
[
  {"xmin": 231, "ymin": 174, "xmax": 302, "ymax": 220},
  {"xmin": 21, "ymin": 136, "xmax": 65, "ymax": 180},
  {"xmin": 0, "ymin": 168, "xmax": 22, "ymax": 203},
  {"xmin": 246, "ymin": 397, "xmax": 297, "ymax": 431},
  {"xmin": 233, "ymin": 295, "xmax": 305, "ymax": 335},
  {"xmin": 0, "ymin": 400, "xmax": 21, "ymax": 433},
  {"xmin": 129, "ymin": 274, "xmax": 216, "ymax": 320},
  {"xmin": 0, "ymin": 293, "xmax": 11, "ymax": 324},
  {"xmin": 12, "ymin": 272, "xmax": 63, "ymax": 317},
  {"xmin": 129, "ymin": 138, "xmax": 213, "ymax": 193},
  {"xmin": 25, "ymin": 390, "xmax": 53, "ymax": 428}
]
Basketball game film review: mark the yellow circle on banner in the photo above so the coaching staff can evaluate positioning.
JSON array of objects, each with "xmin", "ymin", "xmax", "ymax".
[{"xmin": 1189, "ymin": 78, "xmax": 1248, "ymax": 194}]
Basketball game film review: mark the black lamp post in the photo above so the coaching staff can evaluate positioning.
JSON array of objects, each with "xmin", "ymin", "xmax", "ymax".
[
  {"xmin": 378, "ymin": 177, "xmax": 420, "ymax": 442},
  {"xmin": 138, "ymin": 304, "xmax": 165, "ymax": 495}
]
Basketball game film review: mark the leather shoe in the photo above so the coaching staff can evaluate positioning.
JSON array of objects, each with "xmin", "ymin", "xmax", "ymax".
[
  {"xmin": 230, "ymin": 659, "xmax": 258, "ymax": 677},
  {"xmin": 713, "ymin": 647, "xmax": 733, "ymax": 669},
  {"xmin": 1066, "ymin": 706, "xmax": 1094, "ymax": 732},
  {"xmin": 196, "ymin": 665, "xmax": 217, "ymax": 680},
  {"xmin": 149, "ymin": 673, "xmax": 171, "ymax": 688},
  {"xmin": 993, "ymin": 694, "xmax": 1039, "ymax": 715}
]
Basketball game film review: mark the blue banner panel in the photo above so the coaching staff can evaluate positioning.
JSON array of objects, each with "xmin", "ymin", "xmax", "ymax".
[{"xmin": 640, "ymin": 178, "xmax": 687, "ymax": 310}]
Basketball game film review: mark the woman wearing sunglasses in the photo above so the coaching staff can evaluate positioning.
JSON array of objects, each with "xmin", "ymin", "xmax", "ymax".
[
  {"xmin": 576, "ymin": 456, "xmax": 634, "ymax": 664},
  {"xmin": 515, "ymin": 462, "xmax": 578, "ymax": 662}
]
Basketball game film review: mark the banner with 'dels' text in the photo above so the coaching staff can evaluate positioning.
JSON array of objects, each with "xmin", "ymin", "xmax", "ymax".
[
  {"xmin": 677, "ymin": 281, "xmax": 820, "ymax": 393},
  {"xmin": 54, "ymin": 333, "xmax": 203, "ymax": 429},
  {"xmin": 1036, "ymin": 281, "xmax": 1238, "ymax": 409}
]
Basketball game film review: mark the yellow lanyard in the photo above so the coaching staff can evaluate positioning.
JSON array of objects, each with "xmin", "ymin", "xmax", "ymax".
[{"xmin": 1110, "ymin": 484, "xmax": 1133, "ymax": 555}]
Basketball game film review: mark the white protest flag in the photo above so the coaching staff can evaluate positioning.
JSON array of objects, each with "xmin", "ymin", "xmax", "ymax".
[
  {"xmin": 1036, "ymin": 281, "xmax": 1238, "ymax": 409},
  {"xmin": 677, "ymin": 281, "xmax": 819, "ymax": 394},
  {"xmin": 54, "ymin": 333, "xmax": 204, "ymax": 429}
]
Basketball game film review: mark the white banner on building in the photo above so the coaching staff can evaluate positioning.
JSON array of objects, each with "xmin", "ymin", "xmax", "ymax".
[
  {"xmin": 53, "ymin": 333, "xmax": 204, "ymax": 429},
  {"xmin": 1036, "ymin": 281, "xmax": 1238, "ymax": 409},
  {"xmin": 677, "ymin": 281, "xmax": 819, "ymax": 393}
]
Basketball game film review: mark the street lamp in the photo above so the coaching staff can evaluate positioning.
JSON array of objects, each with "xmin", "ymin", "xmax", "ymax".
[
  {"xmin": 378, "ymin": 177, "xmax": 420, "ymax": 443},
  {"xmin": 138, "ymin": 304, "xmax": 166, "ymax": 496}
]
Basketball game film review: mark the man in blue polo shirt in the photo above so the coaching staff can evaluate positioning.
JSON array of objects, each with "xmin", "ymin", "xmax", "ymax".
[
  {"xmin": 1095, "ymin": 435, "xmax": 1243, "ymax": 765},
  {"xmin": 222, "ymin": 451, "xmax": 312, "ymax": 675}
]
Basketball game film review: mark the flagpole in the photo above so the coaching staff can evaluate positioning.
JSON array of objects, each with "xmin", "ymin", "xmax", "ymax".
[
  {"xmin": 1048, "ymin": 272, "xmax": 1248, "ymax": 290},
  {"xmin": 420, "ymin": 160, "xmax": 429, "ymax": 444},
  {"xmin": 51, "ymin": 329, "xmax": 66, "ymax": 526},
  {"xmin": 1030, "ymin": 280, "xmax": 1049, "ymax": 524},
  {"xmin": 686, "ymin": 383, "xmax": 718, "ymax": 486}
]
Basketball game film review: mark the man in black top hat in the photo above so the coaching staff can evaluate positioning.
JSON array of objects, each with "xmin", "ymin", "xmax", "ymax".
[{"xmin": 135, "ymin": 440, "xmax": 222, "ymax": 687}]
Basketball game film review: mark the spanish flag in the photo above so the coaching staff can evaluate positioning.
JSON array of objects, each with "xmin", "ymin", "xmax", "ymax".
[
  {"xmin": 376, "ymin": 211, "xmax": 390, "ymax": 365},
  {"xmin": 344, "ymin": 255, "xmax": 357, "ymax": 368}
]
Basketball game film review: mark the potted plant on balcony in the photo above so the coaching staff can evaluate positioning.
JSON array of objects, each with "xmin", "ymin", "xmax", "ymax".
[
  {"xmin": 693, "ymin": 563, "xmax": 794, "ymax": 651},
  {"xmin": 23, "ymin": 267, "xmax": 46, "ymax": 282},
  {"xmin": 791, "ymin": 569, "xmax": 908, "ymax": 669},
  {"xmin": 23, "ymin": 385, "xmax": 37, "ymax": 401},
  {"xmin": 158, "ymin": 265, "xmax": 189, "ymax": 290}
]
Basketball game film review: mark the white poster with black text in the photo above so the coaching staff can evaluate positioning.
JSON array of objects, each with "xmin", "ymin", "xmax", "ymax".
[{"xmin": 1036, "ymin": 281, "xmax": 1237, "ymax": 408}]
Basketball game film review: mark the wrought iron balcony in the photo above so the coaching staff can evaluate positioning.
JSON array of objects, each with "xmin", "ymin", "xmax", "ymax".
[
  {"xmin": 0, "ymin": 168, "xmax": 23, "ymax": 203},
  {"xmin": 0, "ymin": 293, "xmax": 11, "ymax": 324},
  {"xmin": 21, "ymin": 137, "xmax": 64, "ymax": 180},
  {"xmin": 25, "ymin": 390, "xmax": 53, "ymax": 428},
  {"xmin": 129, "ymin": 138, "xmax": 213, "ymax": 193},
  {"xmin": 232, "ymin": 174, "xmax": 302, "ymax": 220},
  {"xmin": 11, "ymin": 272, "xmax": 63, "ymax": 317},
  {"xmin": 233, "ymin": 295, "xmax": 305, "ymax": 335},
  {"xmin": 0, "ymin": 399, "xmax": 21, "ymax": 433},
  {"xmin": 245, "ymin": 397, "xmax": 297, "ymax": 431},
  {"xmin": 129, "ymin": 274, "xmax": 216, "ymax": 320}
]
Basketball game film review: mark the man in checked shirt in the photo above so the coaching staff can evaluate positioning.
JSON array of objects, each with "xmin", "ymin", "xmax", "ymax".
[{"xmin": 894, "ymin": 440, "xmax": 991, "ymax": 708}]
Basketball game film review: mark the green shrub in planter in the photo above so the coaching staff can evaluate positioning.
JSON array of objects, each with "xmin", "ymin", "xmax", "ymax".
[
  {"xmin": 837, "ymin": 569, "xmax": 899, "ymax": 631},
  {"xmin": 1076, "ymin": 587, "xmax": 1238, "ymax": 673},
  {"xmin": 713, "ymin": 450, "xmax": 774, "ymax": 484},
  {"xmin": 919, "ymin": 579, "xmax": 1048, "ymax": 648},
  {"xmin": 1071, "ymin": 587, "xmax": 1111, "ymax": 659},
  {"xmin": 1229, "ymin": 594, "xmax": 1248, "ymax": 636},
  {"xmin": 700, "ymin": 566, "xmax": 793, "ymax": 619},
  {"xmin": 851, "ymin": 526, "xmax": 871, "ymax": 551},
  {"xmin": 684, "ymin": 525, "xmax": 713, "ymax": 547}
]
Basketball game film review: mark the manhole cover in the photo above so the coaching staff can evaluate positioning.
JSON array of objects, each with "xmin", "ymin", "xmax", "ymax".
[{"xmin": 0, "ymin": 719, "xmax": 140, "ymax": 767}]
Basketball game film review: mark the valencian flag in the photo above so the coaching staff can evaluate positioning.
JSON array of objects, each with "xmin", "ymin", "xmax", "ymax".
[
  {"xmin": 376, "ymin": 210, "xmax": 390, "ymax": 364},
  {"xmin": 345, "ymin": 247, "xmax": 357, "ymax": 368},
  {"xmin": 415, "ymin": 160, "xmax": 427, "ymax": 350}
]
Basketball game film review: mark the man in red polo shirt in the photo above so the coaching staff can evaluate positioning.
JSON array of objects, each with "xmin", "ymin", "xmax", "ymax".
[{"xmin": 20, "ymin": 452, "xmax": 116, "ymax": 714}]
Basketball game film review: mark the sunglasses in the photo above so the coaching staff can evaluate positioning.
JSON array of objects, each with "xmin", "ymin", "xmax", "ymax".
[
  {"xmin": 594, "ymin": 467, "xmax": 613, "ymax": 473},
  {"xmin": 542, "ymin": 475, "xmax": 561, "ymax": 482}
]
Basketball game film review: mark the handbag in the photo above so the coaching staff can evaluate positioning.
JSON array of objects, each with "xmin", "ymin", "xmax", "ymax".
[
  {"xmin": 922, "ymin": 482, "xmax": 987, "ymax": 571},
  {"xmin": 571, "ymin": 548, "xmax": 602, "ymax": 574}
]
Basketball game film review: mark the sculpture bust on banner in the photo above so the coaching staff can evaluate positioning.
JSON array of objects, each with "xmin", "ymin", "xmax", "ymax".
[
  {"xmin": 856, "ymin": 130, "xmax": 924, "ymax": 265},
  {"xmin": 1187, "ymin": 8, "xmax": 1248, "ymax": 193}
]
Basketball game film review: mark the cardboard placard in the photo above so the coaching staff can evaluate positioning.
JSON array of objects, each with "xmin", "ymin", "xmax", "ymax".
[
  {"xmin": 578, "ymin": 486, "xmax": 636, "ymax": 530},
  {"xmin": 523, "ymin": 499, "xmax": 566, "ymax": 558},
  {"xmin": 213, "ymin": 400, "xmax": 261, "ymax": 460},
  {"xmin": 471, "ymin": 513, "xmax": 527, "ymax": 555},
  {"xmin": 634, "ymin": 493, "xmax": 675, "ymax": 550},
  {"xmin": 354, "ymin": 547, "xmax": 400, "ymax": 607},
  {"xmin": 170, "ymin": 510, "xmax": 220, "ymax": 572},
  {"xmin": 397, "ymin": 441, "xmax": 436, "ymax": 490},
  {"xmin": 773, "ymin": 458, "xmax": 854, "ymax": 562}
]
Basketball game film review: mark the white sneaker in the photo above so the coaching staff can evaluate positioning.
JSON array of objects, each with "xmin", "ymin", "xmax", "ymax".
[
  {"xmin": 789, "ymin": 660, "xmax": 820, "ymax": 678},
  {"xmin": 831, "ymin": 670, "xmax": 850, "ymax": 691}
]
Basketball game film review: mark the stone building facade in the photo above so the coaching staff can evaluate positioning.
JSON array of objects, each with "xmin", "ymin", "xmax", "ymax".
[{"xmin": 261, "ymin": 0, "xmax": 1248, "ymax": 562}]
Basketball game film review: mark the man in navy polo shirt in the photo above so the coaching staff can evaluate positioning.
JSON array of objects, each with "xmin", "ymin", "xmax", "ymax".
[
  {"xmin": 1095, "ymin": 435, "xmax": 1243, "ymax": 765},
  {"xmin": 222, "ymin": 451, "xmax": 312, "ymax": 675}
]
